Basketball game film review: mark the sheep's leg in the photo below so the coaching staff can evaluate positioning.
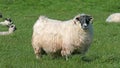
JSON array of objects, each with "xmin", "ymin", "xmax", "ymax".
[
  {"xmin": 34, "ymin": 47, "xmax": 41, "ymax": 59},
  {"xmin": 61, "ymin": 48, "xmax": 71, "ymax": 61},
  {"xmin": 65, "ymin": 55, "xmax": 69, "ymax": 61},
  {"xmin": 80, "ymin": 45, "xmax": 90, "ymax": 58}
]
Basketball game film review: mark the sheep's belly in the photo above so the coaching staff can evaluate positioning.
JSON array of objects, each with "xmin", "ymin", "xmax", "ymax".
[
  {"xmin": 40, "ymin": 34, "xmax": 63, "ymax": 54},
  {"xmin": 42, "ymin": 44, "xmax": 62, "ymax": 54}
]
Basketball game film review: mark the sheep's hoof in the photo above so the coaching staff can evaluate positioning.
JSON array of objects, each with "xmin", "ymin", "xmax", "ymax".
[
  {"xmin": 65, "ymin": 56, "xmax": 69, "ymax": 61},
  {"xmin": 36, "ymin": 55, "xmax": 41, "ymax": 59}
]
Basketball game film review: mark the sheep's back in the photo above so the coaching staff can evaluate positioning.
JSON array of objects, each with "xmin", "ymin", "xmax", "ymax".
[{"xmin": 106, "ymin": 13, "xmax": 120, "ymax": 22}]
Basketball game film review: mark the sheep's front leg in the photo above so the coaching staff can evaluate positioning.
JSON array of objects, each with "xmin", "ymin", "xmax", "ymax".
[
  {"xmin": 65, "ymin": 55, "xmax": 69, "ymax": 61},
  {"xmin": 61, "ymin": 48, "xmax": 71, "ymax": 61},
  {"xmin": 34, "ymin": 47, "xmax": 42, "ymax": 59}
]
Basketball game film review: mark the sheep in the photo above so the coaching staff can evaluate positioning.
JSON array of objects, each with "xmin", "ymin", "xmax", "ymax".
[
  {"xmin": 0, "ymin": 18, "xmax": 13, "ymax": 26},
  {"xmin": 32, "ymin": 14, "xmax": 94, "ymax": 60},
  {"xmin": 106, "ymin": 13, "xmax": 120, "ymax": 22},
  {"xmin": 0, "ymin": 24, "xmax": 16, "ymax": 35}
]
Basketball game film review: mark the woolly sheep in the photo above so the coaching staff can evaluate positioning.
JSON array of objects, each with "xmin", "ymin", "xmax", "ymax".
[
  {"xmin": 106, "ymin": 13, "xmax": 120, "ymax": 22},
  {"xmin": 32, "ymin": 14, "xmax": 94, "ymax": 60},
  {"xmin": 0, "ymin": 24, "xmax": 16, "ymax": 35}
]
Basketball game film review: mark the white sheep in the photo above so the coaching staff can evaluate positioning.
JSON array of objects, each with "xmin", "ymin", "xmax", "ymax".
[
  {"xmin": 0, "ymin": 18, "xmax": 13, "ymax": 26},
  {"xmin": 32, "ymin": 14, "xmax": 94, "ymax": 60},
  {"xmin": 106, "ymin": 13, "xmax": 120, "ymax": 22},
  {"xmin": 0, "ymin": 24, "xmax": 16, "ymax": 35}
]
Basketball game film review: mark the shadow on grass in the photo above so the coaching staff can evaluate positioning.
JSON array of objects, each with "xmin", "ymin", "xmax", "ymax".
[
  {"xmin": 81, "ymin": 55, "xmax": 120, "ymax": 63},
  {"xmin": 81, "ymin": 56, "xmax": 100, "ymax": 62},
  {"xmin": 102, "ymin": 56, "xmax": 120, "ymax": 64}
]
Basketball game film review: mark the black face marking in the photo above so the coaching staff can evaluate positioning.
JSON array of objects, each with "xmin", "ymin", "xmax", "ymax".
[
  {"xmin": 76, "ymin": 15, "xmax": 92, "ymax": 30},
  {"xmin": 5, "ymin": 18, "xmax": 12, "ymax": 22},
  {"xmin": 9, "ymin": 24, "xmax": 17, "ymax": 31},
  {"xmin": 11, "ymin": 25, "xmax": 14, "ymax": 28}
]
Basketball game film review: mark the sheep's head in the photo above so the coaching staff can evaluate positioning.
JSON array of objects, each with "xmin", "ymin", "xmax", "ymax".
[
  {"xmin": 5, "ymin": 18, "xmax": 13, "ymax": 26},
  {"xmin": 8, "ymin": 24, "xmax": 17, "ymax": 32},
  {"xmin": 75, "ymin": 14, "xmax": 93, "ymax": 30},
  {"xmin": 5, "ymin": 18, "xmax": 12, "ymax": 22}
]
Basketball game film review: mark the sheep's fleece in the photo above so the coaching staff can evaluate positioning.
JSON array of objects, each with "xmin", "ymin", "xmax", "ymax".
[
  {"xmin": 32, "ymin": 14, "xmax": 94, "ymax": 60},
  {"xmin": 106, "ymin": 13, "xmax": 120, "ymax": 22}
]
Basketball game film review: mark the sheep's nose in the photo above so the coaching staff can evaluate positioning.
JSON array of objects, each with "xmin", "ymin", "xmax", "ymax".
[
  {"xmin": 83, "ymin": 23, "xmax": 87, "ymax": 27},
  {"xmin": 82, "ymin": 23, "xmax": 88, "ymax": 30}
]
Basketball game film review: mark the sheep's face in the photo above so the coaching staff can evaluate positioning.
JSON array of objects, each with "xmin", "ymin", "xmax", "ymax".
[
  {"xmin": 76, "ymin": 15, "xmax": 93, "ymax": 30},
  {"xmin": 5, "ymin": 18, "xmax": 12, "ymax": 23},
  {"xmin": 9, "ymin": 24, "xmax": 17, "ymax": 31},
  {"xmin": 5, "ymin": 18, "xmax": 13, "ymax": 27}
]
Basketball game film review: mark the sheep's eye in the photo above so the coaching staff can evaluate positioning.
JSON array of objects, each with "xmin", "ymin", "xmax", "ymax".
[{"xmin": 11, "ymin": 26, "xmax": 13, "ymax": 28}]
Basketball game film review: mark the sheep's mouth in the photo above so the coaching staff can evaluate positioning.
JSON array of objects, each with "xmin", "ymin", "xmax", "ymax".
[{"xmin": 82, "ymin": 26, "xmax": 89, "ymax": 30}]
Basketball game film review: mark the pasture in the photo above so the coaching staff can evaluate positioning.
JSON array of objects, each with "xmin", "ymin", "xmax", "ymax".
[{"xmin": 0, "ymin": 0, "xmax": 120, "ymax": 68}]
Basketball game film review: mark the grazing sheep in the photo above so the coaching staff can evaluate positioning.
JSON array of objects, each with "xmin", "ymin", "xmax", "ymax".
[
  {"xmin": 106, "ymin": 13, "xmax": 120, "ymax": 22},
  {"xmin": 0, "ymin": 18, "xmax": 13, "ymax": 26},
  {"xmin": 32, "ymin": 14, "xmax": 94, "ymax": 60},
  {"xmin": 0, "ymin": 24, "xmax": 16, "ymax": 35}
]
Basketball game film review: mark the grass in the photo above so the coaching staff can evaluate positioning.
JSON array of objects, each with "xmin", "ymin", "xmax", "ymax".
[{"xmin": 0, "ymin": 0, "xmax": 120, "ymax": 68}]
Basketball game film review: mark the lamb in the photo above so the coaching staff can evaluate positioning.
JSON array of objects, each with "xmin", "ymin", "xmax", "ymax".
[
  {"xmin": 0, "ymin": 18, "xmax": 13, "ymax": 26},
  {"xmin": 106, "ymin": 13, "xmax": 120, "ymax": 22},
  {"xmin": 0, "ymin": 24, "xmax": 16, "ymax": 35},
  {"xmin": 32, "ymin": 14, "xmax": 94, "ymax": 60}
]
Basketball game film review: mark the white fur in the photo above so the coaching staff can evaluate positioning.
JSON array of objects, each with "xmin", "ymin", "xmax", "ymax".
[
  {"xmin": 32, "ymin": 14, "xmax": 93, "ymax": 60},
  {"xmin": 0, "ymin": 20, "xmax": 12, "ymax": 26},
  {"xmin": 106, "ymin": 13, "xmax": 120, "ymax": 22},
  {"xmin": 0, "ymin": 24, "xmax": 16, "ymax": 35}
]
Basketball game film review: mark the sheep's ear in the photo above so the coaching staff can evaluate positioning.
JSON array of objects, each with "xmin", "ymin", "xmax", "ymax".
[
  {"xmin": 5, "ymin": 18, "xmax": 12, "ymax": 22},
  {"xmin": 76, "ymin": 17, "xmax": 80, "ymax": 21},
  {"xmin": 73, "ymin": 17, "xmax": 80, "ymax": 24},
  {"xmin": 90, "ymin": 16, "xmax": 93, "ymax": 20},
  {"xmin": 89, "ymin": 16, "xmax": 94, "ymax": 24}
]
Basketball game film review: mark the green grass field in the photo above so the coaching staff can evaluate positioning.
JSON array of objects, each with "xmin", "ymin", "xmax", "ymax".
[{"xmin": 0, "ymin": 0, "xmax": 120, "ymax": 68}]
